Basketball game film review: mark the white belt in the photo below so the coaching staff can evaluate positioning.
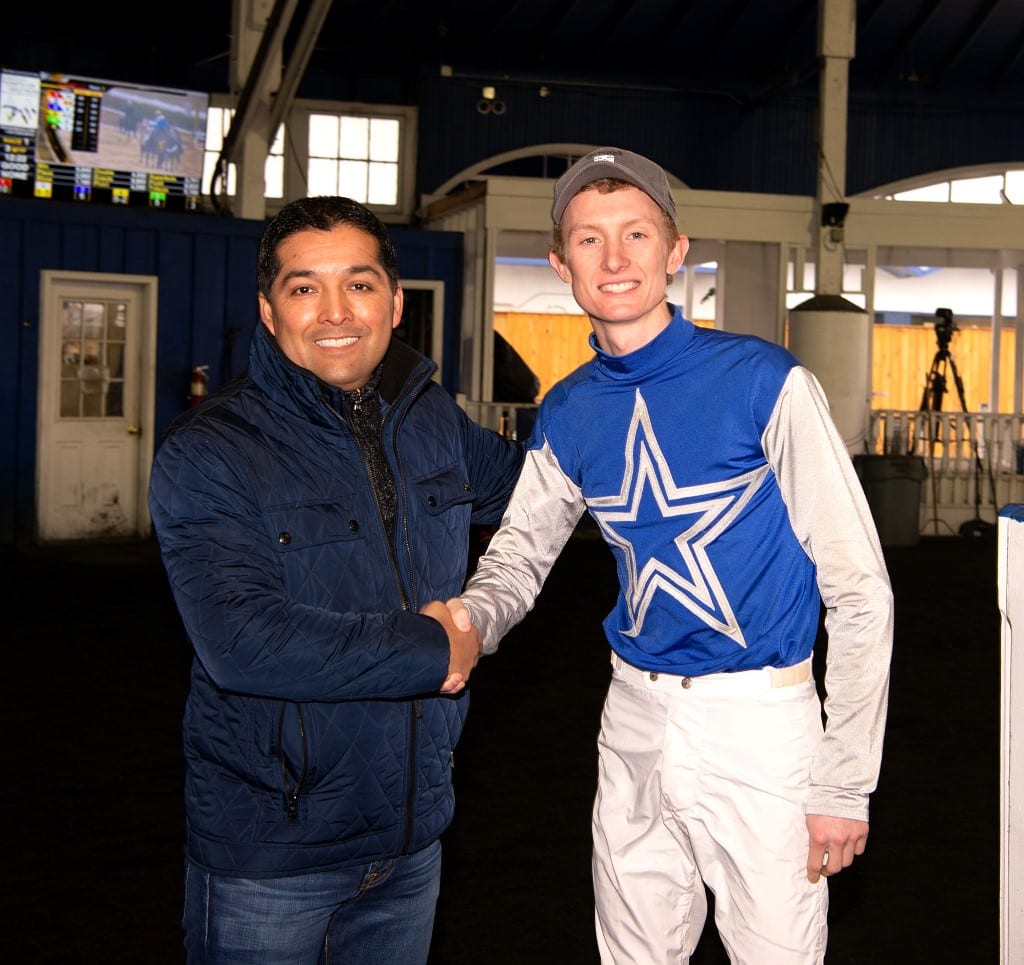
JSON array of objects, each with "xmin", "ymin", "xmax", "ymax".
[{"xmin": 610, "ymin": 652, "xmax": 812, "ymax": 696}]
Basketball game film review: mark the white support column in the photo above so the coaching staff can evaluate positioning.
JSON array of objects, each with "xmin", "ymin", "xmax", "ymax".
[
  {"xmin": 719, "ymin": 241, "xmax": 780, "ymax": 342},
  {"xmin": 1016, "ymin": 267, "xmax": 1024, "ymax": 415},
  {"xmin": 479, "ymin": 226, "xmax": 498, "ymax": 402},
  {"xmin": 991, "ymin": 265, "xmax": 1004, "ymax": 412},
  {"xmin": 814, "ymin": 0, "xmax": 855, "ymax": 295},
  {"xmin": 998, "ymin": 504, "xmax": 1024, "ymax": 965},
  {"xmin": 788, "ymin": 296, "xmax": 870, "ymax": 453},
  {"xmin": 789, "ymin": 0, "xmax": 869, "ymax": 455}
]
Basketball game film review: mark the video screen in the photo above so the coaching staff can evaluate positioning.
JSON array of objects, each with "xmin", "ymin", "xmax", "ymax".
[{"xmin": 0, "ymin": 68, "xmax": 209, "ymax": 210}]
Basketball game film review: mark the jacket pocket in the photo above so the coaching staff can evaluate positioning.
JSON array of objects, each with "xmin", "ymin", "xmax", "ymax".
[
  {"xmin": 409, "ymin": 467, "xmax": 476, "ymax": 594},
  {"xmin": 263, "ymin": 499, "xmax": 375, "ymax": 604},
  {"xmin": 264, "ymin": 499, "xmax": 368, "ymax": 552},
  {"xmin": 413, "ymin": 465, "xmax": 475, "ymax": 516}
]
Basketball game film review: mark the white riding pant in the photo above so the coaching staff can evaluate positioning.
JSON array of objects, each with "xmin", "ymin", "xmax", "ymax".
[{"xmin": 593, "ymin": 653, "xmax": 828, "ymax": 965}]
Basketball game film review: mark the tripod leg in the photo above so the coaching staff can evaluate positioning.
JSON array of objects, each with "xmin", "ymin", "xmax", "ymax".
[{"xmin": 947, "ymin": 353, "xmax": 996, "ymax": 534}]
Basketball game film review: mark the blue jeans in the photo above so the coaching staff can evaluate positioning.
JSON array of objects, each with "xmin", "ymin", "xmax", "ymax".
[{"xmin": 182, "ymin": 840, "xmax": 442, "ymax": 964}]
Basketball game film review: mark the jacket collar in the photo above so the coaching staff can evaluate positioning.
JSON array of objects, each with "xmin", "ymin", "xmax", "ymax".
[{"xmin": 248, "ymin": 322, "xmax": 437, "ymax": 425}]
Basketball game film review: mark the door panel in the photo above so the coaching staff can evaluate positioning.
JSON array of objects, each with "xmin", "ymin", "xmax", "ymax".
[{"xmin": 37, "ymin": 272, "xmax": 157, "ymax": 541}]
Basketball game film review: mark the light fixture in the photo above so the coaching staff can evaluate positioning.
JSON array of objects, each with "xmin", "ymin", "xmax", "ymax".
[
  {"xmin": 476, "ymin": 85, "xmax": 506, "ymax": 116},
  {"xmin": 821, "ymin": 202, "xmax": 849, "ymax": 228}
]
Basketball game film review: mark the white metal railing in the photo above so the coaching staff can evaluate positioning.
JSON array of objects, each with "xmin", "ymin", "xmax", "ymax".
[
  {"xmin": 460, "ymin": 399, "xmax": 1024, "ymax": 540},
  {"xmin": 869, "ymin": 409, "xmax": 1024, "ymax": 537}
]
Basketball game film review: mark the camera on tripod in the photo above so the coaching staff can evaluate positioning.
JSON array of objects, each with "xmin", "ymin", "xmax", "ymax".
[{"xmin": 934, "ymin": 307, "xmax": 958, "ymax": 348}]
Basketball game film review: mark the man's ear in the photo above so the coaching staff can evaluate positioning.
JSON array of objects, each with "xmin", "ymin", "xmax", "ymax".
[
  {"xmin": 391, "ymin": 285, "xmax": 405, "ymax": 330},
  {"xmin": 258, "ymin": 293, "xmax": 276, "ymax": 335},
  {"xmin": 668, "ymin": 234, "xmax": 690, "ymax": 276},
  {"xmin": 548, "ymin": 249, "xmax": 571, "ymax": 284}
]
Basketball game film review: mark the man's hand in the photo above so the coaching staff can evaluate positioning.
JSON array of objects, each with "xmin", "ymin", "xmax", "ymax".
[
  {"xmin": 445, "ymin": 597, "xmax": 474, "ymax": 633},
  {"xmin": 806, "ymin": 814, "xmax": 869, "ymax": 883},
  {"xmin": 420, "ymin": 600, "xmax": 481, "ymax": 694}
]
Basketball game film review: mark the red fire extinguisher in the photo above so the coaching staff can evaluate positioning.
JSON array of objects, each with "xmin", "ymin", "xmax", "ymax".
[{"xmin": 189, "ymin": 365, "xmax": 209, "ymax": 406}]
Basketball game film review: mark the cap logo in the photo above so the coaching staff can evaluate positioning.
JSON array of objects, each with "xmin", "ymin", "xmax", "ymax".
[{"xmin": 593, "ymin": 153, "xmax": 616, "ymax": 164}]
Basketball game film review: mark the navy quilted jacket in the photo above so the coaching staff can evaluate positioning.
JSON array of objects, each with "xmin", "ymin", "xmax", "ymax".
[{"xmin": 148, "ymin": 323, "xmax": 524, "ymax": 877}]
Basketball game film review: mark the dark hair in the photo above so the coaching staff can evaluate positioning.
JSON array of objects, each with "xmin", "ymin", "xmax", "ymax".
[{"xmin": 257, "ymin": 196, "xmax": 400, "ymax": 298}]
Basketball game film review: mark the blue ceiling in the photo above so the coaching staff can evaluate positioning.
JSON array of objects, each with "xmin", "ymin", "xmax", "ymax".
[{"xmin": 3, "ymin": 0, "xmax": 1021, "ymax": 109}]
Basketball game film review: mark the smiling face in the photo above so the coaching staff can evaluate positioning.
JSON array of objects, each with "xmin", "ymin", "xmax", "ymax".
[
  {"xmin": 549, "ymin": 184, "xmax": 688, "ymax": 356},
  {"xmin": 258, "ymin": 224, "xmax": 404, "ymax": 391}
]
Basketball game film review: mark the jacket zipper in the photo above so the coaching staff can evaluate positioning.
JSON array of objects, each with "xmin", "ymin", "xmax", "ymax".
[
  {"xmin": 277, "ymin": 703, "xmax": 308, "ymax": 824},
  {"xmin": 324, "ymin": 395, "xmax": 410, "ymax": 609},
  {"xmin": 324, "ymin": 383, "xmax": 424, "ymax": 853},
  {"xmin": 387, "ymin": 404, "xmax": 422, "ymax": 854},
  {"xmin": 403, "ymin": 699, "xmax": 423, "ymax": 854}
]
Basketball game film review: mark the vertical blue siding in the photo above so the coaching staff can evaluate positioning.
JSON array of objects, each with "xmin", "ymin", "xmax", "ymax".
[{"xmin": 0, "ymin": 199, "xmax": 464, "ymax": 544}]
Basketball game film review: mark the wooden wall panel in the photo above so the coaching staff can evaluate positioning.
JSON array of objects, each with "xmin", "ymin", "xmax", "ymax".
[
  {"xmin": 872, "ymin": 325, "xmax": 1018, "ymax": 413},
  {"xmin": 495, "ymin": 312, "xmax": 716, "ymax": 400},
  {"xmin": 497, "ymin": 312, "xmax": 1019, "ymax": 414},
  {"xmin": 494, "ymin": 313, "xmax": 592, "ymax": 399}
]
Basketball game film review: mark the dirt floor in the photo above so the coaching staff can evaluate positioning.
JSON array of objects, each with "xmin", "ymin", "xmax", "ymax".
[{"xmin": 4, "ymin": 529, "xmax": 1002, "ymax": 963}]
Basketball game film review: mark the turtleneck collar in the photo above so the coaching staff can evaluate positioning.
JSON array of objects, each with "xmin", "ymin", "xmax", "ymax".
[{"xmin": 590, "ymin": 304, "xmax": 695, "ymax": 383}]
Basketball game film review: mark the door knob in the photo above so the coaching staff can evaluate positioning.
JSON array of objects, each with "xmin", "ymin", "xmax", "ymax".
[{"xmin": 127, "ymin": 425, "xmax": 141, "ymax": 435}]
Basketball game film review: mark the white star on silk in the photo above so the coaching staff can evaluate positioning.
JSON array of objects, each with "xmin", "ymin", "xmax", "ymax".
[{"xmin": 588, "ymin": 389, "xmax": 768, "ymax": 647}]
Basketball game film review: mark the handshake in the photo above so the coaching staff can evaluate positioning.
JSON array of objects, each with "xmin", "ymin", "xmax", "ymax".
[{"xmin": 420, "ymin": 598, "xmax": 478, "ymax": 695}]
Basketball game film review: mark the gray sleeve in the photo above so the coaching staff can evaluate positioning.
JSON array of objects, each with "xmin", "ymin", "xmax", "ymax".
[
  {"xmin": 460, "ymin": 440, "xmax": 587, "ymax": 653},
  {"xmin": 762, "ymin": 366, "xmax": 894, "ymax": 821}
]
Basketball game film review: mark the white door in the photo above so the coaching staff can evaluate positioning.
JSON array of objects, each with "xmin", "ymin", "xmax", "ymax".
[{"xmin": 36, "ymin": 271, "xmax": 158, "ymax": 541}]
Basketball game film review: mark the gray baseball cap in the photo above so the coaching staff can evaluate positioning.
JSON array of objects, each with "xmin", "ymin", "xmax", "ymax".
[{"xmin": 551, "ymin": 147, "xmax": 677, "ymax": 225}]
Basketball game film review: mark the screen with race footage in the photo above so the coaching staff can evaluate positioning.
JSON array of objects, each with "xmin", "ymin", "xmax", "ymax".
[{"xmin": 0, "ymin": 67, "xmax": 209, "ymax": 210}]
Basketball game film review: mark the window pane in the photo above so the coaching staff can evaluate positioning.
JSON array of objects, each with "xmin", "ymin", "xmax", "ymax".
[
  {"xmin": 82, "ymin": 302, "xmax": 104, "ymax": 340},
  {"xmin": 893, "ymin": 183, "xmax": 949, "ymax": 202},
  {"xmin": 270, "ymin": 124, "xmax": 285, "ymax": 154},
  {"xmin": 62, "ymin": 300, "xmax": 83, "ymax": 339},
  {"xmin": 106, "ymin": 328, "xmax": 125, "ymax": 417},
  {"xmin": 950, "ymin": 175, "xmax": 1003, "ymax": 204},
  {"xmin": 309, "ymin": 114, "xmax": 340, "ymax": 157},
  {"xmin": 265, "ymin": 153, "xmax": 284, "ymax": 198},
  {"xmin": 369, "ymin": 118, "xmax": 399, "ymax": 162},
  {"xmin": 203, "ymin": 107, "xmax": 239, "ymax": 196},
  {"xmin": 308, "ymin": 157, "xmax": 339, "ymax": 196},
  {"xmin": 205, "ymin": 107, "xmax": 229, "ymax": 151},
  {"xmin": 82, "ymin": 379, "xmax": 103, "ymax": 417},
  {"xmin": 367, "ymin": 161, "xmax": 398, "ymax": 205},
  {"xmin": 106, "ymin": 302, "xmax": 127, "ymax": 341},
  {"xmin": 339, "ymin": 116, "xmax": 369, "ymax": 159},
  {"xmin": 58, "ymin": 298, "xmax": 129, "ymax": 419},
  {"xmin": 1005, "ymin": 171, "xmax": 1024, "ymax": 204},
  {"xmin": 204, "ymin": 159, "xmax": 236, "ymax": 195},
  {"xmin": 338, "ymin": 160, "xmax": 368, "ymax": 202},
  {"xmin": 106, "ymin": 341, "xmax": 124, "ymax": 376}
]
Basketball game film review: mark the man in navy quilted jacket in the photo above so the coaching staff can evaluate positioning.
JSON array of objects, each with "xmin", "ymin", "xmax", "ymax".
[{"xmin": 149, "ymin": 196, "xmax": 524, "ymax": 964}]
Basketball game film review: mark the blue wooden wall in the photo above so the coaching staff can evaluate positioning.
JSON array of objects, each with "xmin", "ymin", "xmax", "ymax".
[{"xmin": 0, "ymin": 197, "xmax": 463, "ymax": 544}]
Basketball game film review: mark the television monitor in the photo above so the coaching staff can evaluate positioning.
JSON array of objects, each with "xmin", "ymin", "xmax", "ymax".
[{"xmin": 0, "ymin": 68, "xmax": 209, "ymax": 210}]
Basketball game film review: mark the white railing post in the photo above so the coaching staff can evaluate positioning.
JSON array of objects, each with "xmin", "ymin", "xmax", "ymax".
[{"xmin": 999, "ymin": 505, "xmax": 1024, "ymax": 964}]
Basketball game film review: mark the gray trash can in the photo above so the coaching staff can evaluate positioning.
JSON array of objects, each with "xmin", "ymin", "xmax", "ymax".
[{"xmin": 852, "ymin": 455, "xmax": 927, "ymax": 548}]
